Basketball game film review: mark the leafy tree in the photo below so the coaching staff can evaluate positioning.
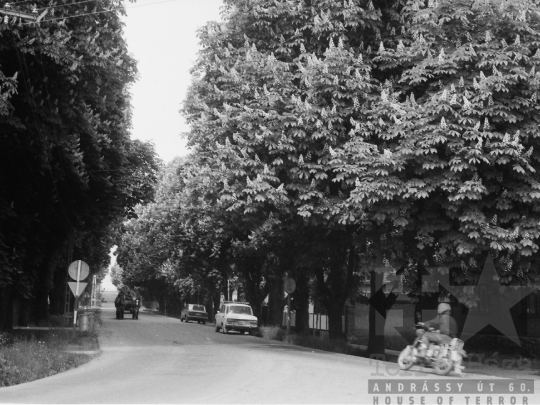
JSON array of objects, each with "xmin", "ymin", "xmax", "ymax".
[
  {"xmin": 181, "ymin": 0, "xmax": 408, "ymax": 339},
  {"xmin": 116, "ymin": 158, "xmax": 229, "ymax": 316},
  {"xmin": 0, "ymin": 1, "xmax": 159, "ymax": 330},
  {"xmin": 306, "ymin": 0, "xmax": 540, "ymax": 350},
  {"xmin": 110, "ymin": 263, "xmax": 123, "ymax": 288},
  {"xmin": 333, "ymin": 0, "xmax": 540, "ymax": 295},
  {"xmin": 182, "ymin": 0, "xmax": 540, "ymax": 344}
]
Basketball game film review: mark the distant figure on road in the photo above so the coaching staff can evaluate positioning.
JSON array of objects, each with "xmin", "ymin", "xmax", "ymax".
[{"xmin": 115, "ymin": 292, "xmax": 125, "ymax": 320}]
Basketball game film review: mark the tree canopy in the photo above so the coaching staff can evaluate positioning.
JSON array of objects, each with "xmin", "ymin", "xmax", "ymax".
[
  {"xmin": 115, "ymin": 0, "xmax": 540, "ymax": 345},
  {"xmin": 0, "ymin": 0, "xmax": 160, "ymax": 329}
]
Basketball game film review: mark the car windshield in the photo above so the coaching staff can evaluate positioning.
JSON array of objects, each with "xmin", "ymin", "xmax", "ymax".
[
  {"xmin": 192, "ymin": 305, "xmax": 205, "ymax": 311},
  {"xmin": 228, "ymin": 306, "xmax": 252, "ymax": 315}
]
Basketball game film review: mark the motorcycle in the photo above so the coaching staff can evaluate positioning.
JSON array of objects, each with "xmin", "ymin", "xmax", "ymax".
[{"xmin": 397, "ymin": 324, "xmax": 467, "ymax": 375}]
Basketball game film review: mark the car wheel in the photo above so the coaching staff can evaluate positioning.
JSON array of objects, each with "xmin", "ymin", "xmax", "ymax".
[
  {"xmin": 240, "ymin": 331, "xmax": 246, "ymax": 335},
  {"xmin": 202, "ymin": 320, "xmax": 207, "ymax": 325},
  {"xmin": 221, "ymin": 323, "xmax": 228, "ymax": 334}
]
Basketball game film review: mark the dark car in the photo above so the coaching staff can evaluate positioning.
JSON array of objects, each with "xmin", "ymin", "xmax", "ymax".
[{"xmin": 181, "ymin": 304, "xmax": 208, "ymax": 324}]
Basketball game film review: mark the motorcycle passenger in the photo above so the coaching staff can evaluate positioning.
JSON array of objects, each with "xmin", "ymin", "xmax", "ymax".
[{"xmin": 417, "ymin": 303, "xmax": 457, "ymax": 356}]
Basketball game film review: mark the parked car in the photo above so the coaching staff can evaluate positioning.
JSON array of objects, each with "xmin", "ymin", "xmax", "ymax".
[
  {"xmin": 181, "ymin": 304, "xmax": 208, "ymax": 324},
  {"xmin": 214, "ymin": 301, "xmax": 258, "ymax": 335}
]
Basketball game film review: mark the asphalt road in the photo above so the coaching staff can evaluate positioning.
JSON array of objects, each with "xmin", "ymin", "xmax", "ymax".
[{"xmin": 1, "ymin": 306, "xmax": 539, "ymax": 404}]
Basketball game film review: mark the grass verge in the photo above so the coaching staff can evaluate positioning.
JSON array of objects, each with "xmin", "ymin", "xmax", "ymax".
[{"xmin": 0, "ymin": 329, "xmax": 98, "ymax": 387}]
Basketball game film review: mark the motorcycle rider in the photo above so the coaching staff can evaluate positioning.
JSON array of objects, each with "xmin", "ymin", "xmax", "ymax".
[{"xmin": 416, "ymin": 303, "xmax": 457, "ymax": 356}]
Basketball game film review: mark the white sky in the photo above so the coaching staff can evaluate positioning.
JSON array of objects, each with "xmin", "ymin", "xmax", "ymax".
[
  {"xmin": 122, "ymin": 0, "xmax": 224, "ymax": 163},
  {"xmin": 103, "ymin": 248, "xmax": 118, "ymax": 291},
  {"xmin": 103, "ymin": 1, "xmax": 223, "ymax": 282}
]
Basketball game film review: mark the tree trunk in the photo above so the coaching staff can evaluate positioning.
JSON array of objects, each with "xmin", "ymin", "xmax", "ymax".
[
  {"xmin": 0, "ymin": 286, "xmax": 14, "ymax": 332},
  {"xmin": 157, "ymin": 295, "xmax": 165, "ymax": 314},
  {"xmin": 314, "ymin": 241, "xmax": 357, "ymax": 341},
  {"xmin": 33, "ymin": 290, "xmax": 49, "ymax": 326},
  {"xmin": 206, "ymin": 296, "xmax": 213, "ymax": 323},
  {"xmin": 222, "ymin": 283, "xmax": 229, "ymax": 302},
  {"xmin": 293, "ymin": 272, "xmax": 310, "ymax": 334},
  {"xmin": 267, "ymin": 277, "xmax": 284, "ymax": 326},
  {"xmin": 242, "ymin": 269, "xmax": 269, "ymax": 325},
  {"xmin": 367, "ymin": 299, "xmax": 385, "ymax": 355},
  {"xmin": 213, "ymin": 293, "xmax": 221, "ymax": 322},
  {"xmin": 327, "ymin": 303, "xmax": 344, "ymax": 340},
  {"xmin": 16, "ymin": 296, "xmax": 31, "ymax": 327},
  {"xmin": 367, "ymin": 271, "xmax": 399, "ymax": 356},
  {"xmin": 49, "ymin": 272, "xmax": 66, "ymax": 316}
]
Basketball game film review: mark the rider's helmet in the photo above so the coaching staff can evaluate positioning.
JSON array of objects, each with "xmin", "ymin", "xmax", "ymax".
[{"xmin": 438, "ymin": 303, "xmax": 451, "ymax": 314}]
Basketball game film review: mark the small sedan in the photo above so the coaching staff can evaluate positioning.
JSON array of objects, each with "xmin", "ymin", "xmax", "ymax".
[
  {"xmin": 215, "ymin": 302, "xmax": 258, "ymax": 334},
  {"xmin": 181, "ymin": 304, "xmax": 208, "ymax": 324}
]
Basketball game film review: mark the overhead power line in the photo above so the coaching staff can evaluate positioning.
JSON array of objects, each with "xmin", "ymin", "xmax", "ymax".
[
  {"xmin": 1, "ymin": 0, "xmax": 189, "ymax": 25},
  {"xmin": 0, "ymin": 6, "xmax": 48, "ymax": 22}
]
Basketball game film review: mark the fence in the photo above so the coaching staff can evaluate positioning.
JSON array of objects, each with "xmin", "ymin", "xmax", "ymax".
[
  {"xmin": 309, "ymin": 313, "xmax": 328, "ymax": 331},
  {"xmin": 282, "ymin": 308, "xmax": 352, "ymax": 335}
]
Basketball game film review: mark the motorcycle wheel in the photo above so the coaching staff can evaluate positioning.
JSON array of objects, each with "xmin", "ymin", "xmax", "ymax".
[
  {"xmin": 398, "ymin": 346, "xmax": 415, "ymax": 370},
  {"xmin": 434, "ymin": 358, "xmax": 453, "ymax": 375}
]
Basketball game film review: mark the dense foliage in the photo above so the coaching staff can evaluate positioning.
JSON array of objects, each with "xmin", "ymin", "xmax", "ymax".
[
  {"xmin": 0, "ymin": 0, "xmax": 159, "ymax": 329},
  {"xmin": 116, "ymin": 0, "xmax": 540, "ymax": 348}
]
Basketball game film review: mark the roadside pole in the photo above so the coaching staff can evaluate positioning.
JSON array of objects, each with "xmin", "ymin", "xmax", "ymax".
[
  {"xmin": 283, "ymin": 277, "xmax": 296, "ymax": 340},
  {"xmin": 287, "ymin": 293, "xmax": 291, "ymax": 336},
  {"xmin": 90, "ymin": 275, "xmax": 97, "ymax": 308},
  {"xmin": 67, "ymin": 260, "xmax": 89, "ymax": 332},
  {"xmin": 74, "ymin": 260, "xmax": 81, "ymax": 328}
]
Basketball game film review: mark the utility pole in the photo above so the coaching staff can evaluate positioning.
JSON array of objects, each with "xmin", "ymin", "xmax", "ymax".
[{"xmin": 90, "ymin": 275, "xmax": 97, "ymax": 308}]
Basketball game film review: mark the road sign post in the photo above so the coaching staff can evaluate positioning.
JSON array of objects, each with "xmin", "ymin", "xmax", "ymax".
[
  {"xmin": 284, "ymin": 277, "xmax": 296, "ymax": 338},
  {"xmin": 68, "ymin": 260, "xmax": 89, "ymax": 328}
]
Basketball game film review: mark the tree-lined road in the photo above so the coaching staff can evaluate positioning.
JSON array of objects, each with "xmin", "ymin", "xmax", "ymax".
[
  {"xmin": 0, "ymin": 308, "xmax": 372, "ymax": 403},
  {"xmin": 1, "ymin": 308, "xmax": 538, "ymax": 404}
]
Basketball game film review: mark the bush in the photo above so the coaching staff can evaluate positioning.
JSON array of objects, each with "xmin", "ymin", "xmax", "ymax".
[
  {"xmin": 259, "ymin": 326, "xmax": 285, "ymax": 341},
  {"xmin": 0, "ymin": 333, "xmax": 14, "ymax": 349},
  {"xmin": 47, "ymin": 315, "xmax": 65, "ymax": 327}
]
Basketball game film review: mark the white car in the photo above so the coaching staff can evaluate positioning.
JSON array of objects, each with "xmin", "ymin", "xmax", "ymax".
[{"xmin": 215, "ymin": 301, "xmax": 258, "ymax": 335}]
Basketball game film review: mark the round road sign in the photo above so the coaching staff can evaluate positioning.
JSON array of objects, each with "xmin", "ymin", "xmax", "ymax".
[
  {"xmin": 284, "ymin": 277, "xmax": 296, "ymax": 294},
  {"xmin": 68, "ymin": 260, "xmax": 89, "ymax": 281}
]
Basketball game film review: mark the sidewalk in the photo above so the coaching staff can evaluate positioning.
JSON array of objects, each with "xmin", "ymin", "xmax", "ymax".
[{"xmin": 352, "ymin": 345, "xmax": 540, "ymax": 380}]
